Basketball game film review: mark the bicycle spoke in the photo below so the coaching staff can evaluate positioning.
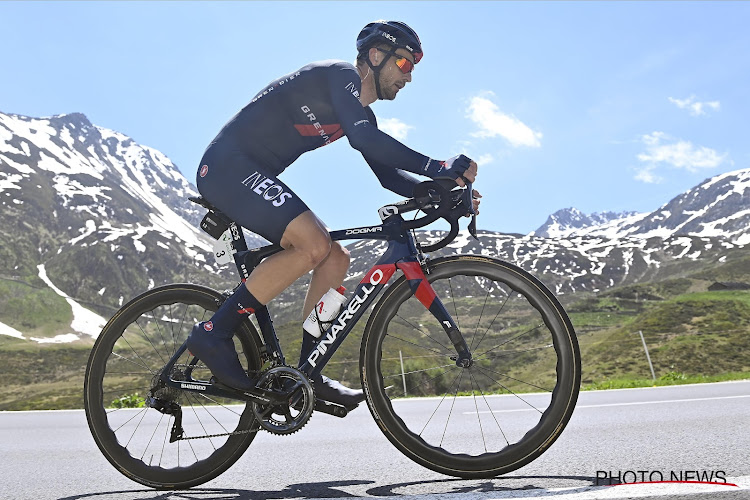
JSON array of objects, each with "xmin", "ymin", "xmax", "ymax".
[
  {"xmin": 113, "ymin": 407, "xmax": 147, "ymax": 433},
  {"xmin": 110, "ymin": 350, "xmax": 155, "ymax": 375},
  {"xmin": 439, "ymin": 370, "xmax": 464, "ymax": 447},
  {"xmin": 469, "ymin": 369, "xmax": 510, "ymax": 447},
  {"xmin": 473, "ymin": 366, "xmax": 544, "ymax": 413},
  {"xmin": 160, "ymin": 415, "xmax": 171, "ymax": 466},
  {"xmin": 387, "ymin": 363, "xmax": 458, "ymax": 399},
  {"xmin": 382, "ymin": 362, "xmax": 455, "ymax": 380},
  {"xmin": 469, "ymin": 281, "xmax": 493, "ymax": 351},
  {"xmin": 418, "ymin": 368, "xmax": 464, "ymax": 436},
  {"xmin": 472, "ymin": 343, "xmax": 554, "ymax": 362},
  {"xmin": 134, "ymin": 316, "xmax": 168, "ymax": 367},
  {"xmin": 186, "ymin": 392, "xmax": 231, "ymax": 436},
  {"xmin": 140, "ymin": 412, "xmax": 165, "ymax": 460},
  {"xmin": 151, "ymin": 308, "xmax": 171, "ymax": 363},
  {"xmin": 474, "ymin": 323, "xmax": 545, "ymax": 360},
  {"xmin": 125, "ymin": 408, "xmax": 150, "ymax": 447},
  {"xmin": 475, "ymin": 364, "xmax": 554, "ymax": 393},
  {"xmin": 471, "ymin": 287, "xmax": 510, "ymax": 353},
  {"xmin": 469, "ymin": 373, "xmax": 488, "ymax": 453},
  {"xmin": 391, "ymin": 313, "xmax": 453, "ymax": 353}
]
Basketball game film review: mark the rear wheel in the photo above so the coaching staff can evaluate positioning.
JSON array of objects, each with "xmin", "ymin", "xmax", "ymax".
[
  {"xmin": 84, "ymin": 284, "xmax": 263, "ymax": 489},
  {"xmin": 361, "ymin": 255, "xmax": 580, "ymax": 478}
]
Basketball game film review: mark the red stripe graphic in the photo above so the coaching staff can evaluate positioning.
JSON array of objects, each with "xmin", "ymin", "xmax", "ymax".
[
  {"xmin": 294, "ymin": 123, "xmax": 342, "ymax": 136},
  {"xmin": 397, "ymin": 261, "xmax": 437, "ymax": 308}
]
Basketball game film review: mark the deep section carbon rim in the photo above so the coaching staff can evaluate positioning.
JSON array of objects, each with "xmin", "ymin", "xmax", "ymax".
[
  {"xmin": 362, "ymin": 256, "xmax": 580, "ymax": 478},
  {"xmin": 84, "ymin": 284, "xmax": 262, "ymax": 489}
]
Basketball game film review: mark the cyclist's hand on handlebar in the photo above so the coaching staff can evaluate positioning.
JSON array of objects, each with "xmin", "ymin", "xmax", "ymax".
[
  {"xmin": 437, "ymin": 154, "xmax": 476, "ymax": 185},
  {"xmin": 470, "ymin": 189, "xmax": 482, "ymax": 215},
  {"xmin": 455, "ymin": 158, "xmax": 478, "ymax": 187}
]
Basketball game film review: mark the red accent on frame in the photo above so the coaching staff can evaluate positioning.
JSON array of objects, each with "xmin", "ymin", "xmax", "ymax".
[
  {"xmin": 397, "ymin": 261, "xmax": 437, "ymax": 309},
  {"xmin": 359, "ymin": 264, "xmax": 397, "ymax": 285}
]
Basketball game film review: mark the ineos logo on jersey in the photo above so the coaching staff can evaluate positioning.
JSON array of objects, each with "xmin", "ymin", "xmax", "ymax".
[
  {"xmin": 199, "ymin": 165, "xmax": 209, "ymax": 177},
  {"xmin": 344, "ymin": 82, "xmax": 361, "ymax": 101},
  {"xmin": 240, "ymin": 171, "xmax": 293, "ymax": 207}
]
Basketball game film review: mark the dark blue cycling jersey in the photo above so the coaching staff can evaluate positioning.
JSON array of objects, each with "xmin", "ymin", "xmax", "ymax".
[
  {"xmin": 208, "ymin": 60, "xmax": 453, "ymax": 193},
  {"xmin": 197, "ymin": 60, "xmax": 448, "ymax": 243}
]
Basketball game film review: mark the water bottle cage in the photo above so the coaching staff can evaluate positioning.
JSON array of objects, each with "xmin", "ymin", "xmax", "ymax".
[{"xmin": 314, "ymin": 304, "xmax": 345, "ymax": 337}]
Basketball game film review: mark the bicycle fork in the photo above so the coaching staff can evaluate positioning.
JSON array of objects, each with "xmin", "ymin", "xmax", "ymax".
[{"xmin": 397, "ymin": 260, "xmax": 473, "ymax": 367}]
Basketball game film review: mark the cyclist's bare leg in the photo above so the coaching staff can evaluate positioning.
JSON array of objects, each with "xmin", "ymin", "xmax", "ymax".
[
  {"xmin": 244, "ymin": 211, "xmax": 334, "ymax": 303},
  {"xmin": 302, "ymin": 242, "xmax": 350, "ymax": 318}
]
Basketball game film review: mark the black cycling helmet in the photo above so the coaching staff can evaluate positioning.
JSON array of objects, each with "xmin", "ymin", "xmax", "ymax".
[
  {"xmin": 356, "ymin": 20, "xmax": 423, "ymax": 64},
  {"xmin": 356, "ymin": 21, "xmax": 423, "ymax": 100}
]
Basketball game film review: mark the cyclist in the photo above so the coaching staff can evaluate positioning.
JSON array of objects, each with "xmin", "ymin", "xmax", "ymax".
[{"xmin": 188, "ymin": 20, "xmax": 480, "ymax": 408}]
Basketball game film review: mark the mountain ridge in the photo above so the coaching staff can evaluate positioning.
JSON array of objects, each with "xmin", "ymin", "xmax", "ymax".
[{"xmin": 1, "ymin": 110, "xmax": 748, "ymax": 344}]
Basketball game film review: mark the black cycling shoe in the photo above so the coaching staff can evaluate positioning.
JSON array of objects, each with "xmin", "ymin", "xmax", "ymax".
[
  {"xmin": 312, "ymin": 374, "xmax": 365, "ymax": 409},
  {"xmin": 186, "ymin": 322, "xmax": 256, "ymax": 391}
]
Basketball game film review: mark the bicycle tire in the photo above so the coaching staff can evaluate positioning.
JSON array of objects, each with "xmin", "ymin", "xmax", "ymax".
[
  {"xmin": 360, "ymin": 255, "xmax": 580, "ymax": 478},
  {"xmin": 84, "ymin": 283, "xmax": 263, "ymax": 489}
]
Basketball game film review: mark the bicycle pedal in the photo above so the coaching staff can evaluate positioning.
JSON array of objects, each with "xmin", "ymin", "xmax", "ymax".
[{"xmin": 314, "ymin": 399, "xmax": 352, "ymax": 418}]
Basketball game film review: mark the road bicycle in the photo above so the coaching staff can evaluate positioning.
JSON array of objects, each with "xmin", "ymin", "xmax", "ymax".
[{"xmin": 84, "ymin": 180, "xmax": 581, "ymax": 489}]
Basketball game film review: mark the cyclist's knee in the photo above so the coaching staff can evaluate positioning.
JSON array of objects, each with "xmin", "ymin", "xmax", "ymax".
[
  {"xmin": 304, "ymin": 234, "xmax": 333, "ymax": 268},
  {"xmin": 281, "ymin": 212, "xmax": 332, "ymax": 267},
  {"xmin": 329, "ymin": 242, "xmax": 351, "ymax": 268}
]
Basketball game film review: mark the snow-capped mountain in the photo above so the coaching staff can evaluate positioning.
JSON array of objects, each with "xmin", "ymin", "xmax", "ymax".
[
  {"xmin": 532, "ymin": 208, "xmax": 640, "ymax": 239},
  {"xmin": 532, "ymin": 170, "xmax": 750, "ymax": 244},
  {"xmin": 0, "ymin": 111, "xmax": 264, "ymax": 342},
  {"xmin": 1, "ymin": 111, "xmax": 748, "ymax": 343}
]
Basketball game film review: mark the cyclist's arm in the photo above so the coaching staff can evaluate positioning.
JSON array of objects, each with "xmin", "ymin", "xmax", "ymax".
[
  {"xmin": 328, "ymin": 63, "xmax": 450, "ymax": 179},
  {"xmin": 359, "ymin": 106, "xmax": 420, "ymax": 197}
]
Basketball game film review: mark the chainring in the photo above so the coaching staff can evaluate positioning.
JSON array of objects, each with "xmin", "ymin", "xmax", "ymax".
[{"xmin": 251, "ymin": 365, "xmax": 314, "ymax": 435}]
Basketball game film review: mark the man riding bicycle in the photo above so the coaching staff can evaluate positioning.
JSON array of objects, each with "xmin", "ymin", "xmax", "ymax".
[{"xmin": 188, "ymin": 20, "xmax": 480, "ymax": 408}]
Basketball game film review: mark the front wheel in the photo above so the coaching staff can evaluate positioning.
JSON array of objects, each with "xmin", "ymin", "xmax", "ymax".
[
  {"xmin": 360, "ymin": 255, "xmax": 580, "ymax": 478},
  {"xmin": 84, "ymin": 284, "xmax": 264, "ymax": 489}
]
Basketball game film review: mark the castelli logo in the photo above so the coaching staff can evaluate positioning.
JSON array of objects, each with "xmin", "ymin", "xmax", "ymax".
[
  {"xmin": 200, "ymin": 165, "xmax": 209, "ymax": 177},
  {"xmin": 203, "ymin": 321, "xmax": 214, "ymax": 331}
]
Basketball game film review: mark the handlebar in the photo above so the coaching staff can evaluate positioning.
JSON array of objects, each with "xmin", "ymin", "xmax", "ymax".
[{"xmin": 394, "ymin": 179, "xmax": 478, "ymax": 253}]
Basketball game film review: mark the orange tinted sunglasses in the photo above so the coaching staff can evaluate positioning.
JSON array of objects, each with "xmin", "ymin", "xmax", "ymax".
[{"xmin": 376, "ymin": 48, "xmax": 417, "ymax": 74}]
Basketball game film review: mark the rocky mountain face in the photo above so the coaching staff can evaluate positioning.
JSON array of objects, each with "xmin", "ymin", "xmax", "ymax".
[
  {"xmin": 532, "ymin": 208, "xmax": 640, "ymax": 239},
  {"xmin": 532, "ymin": 170, "xmax": 750, "ymax": 244},
  {"xmin": 1, "ymin": 111, "xmax": 748, "ymax": 343},
  {"xmin": 0, "ymin": 111, "xmax": 265, "ymax": 341}
]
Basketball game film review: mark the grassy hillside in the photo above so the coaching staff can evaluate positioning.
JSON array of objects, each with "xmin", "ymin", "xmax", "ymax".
[{"xmin": 2, "ymin": 257, "xmax": 750, "ymax": 410}]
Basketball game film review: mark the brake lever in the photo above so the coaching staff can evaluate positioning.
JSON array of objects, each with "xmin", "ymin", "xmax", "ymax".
[{"xmin": 463, "ymin": 181, "xmax": 479, "ymax": 241}]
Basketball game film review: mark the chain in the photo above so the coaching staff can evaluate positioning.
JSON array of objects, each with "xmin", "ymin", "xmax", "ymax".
[{"xmin": 179, "ymin": 426, "xmax": 258, "ymax": 441}]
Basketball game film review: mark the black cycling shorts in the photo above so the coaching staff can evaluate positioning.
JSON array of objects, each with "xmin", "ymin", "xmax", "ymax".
[{"xmin": 196, "ymin": 146, "xmax": 309, "ymax": 244}]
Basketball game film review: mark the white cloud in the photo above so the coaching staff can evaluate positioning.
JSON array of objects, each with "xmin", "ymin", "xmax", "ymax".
[
  {"xmin": 668, "ymin": 95, "xmax": 720, "ymax": 116},
  {"xmin": 476, "ymin": 153, "xmax": 494, "ymax": 165},
  {"xmin": 466, "ymin": 92, "xmax": 542, "ymax": 148},
  {"xmin": 379, "ymin": 118, "xmax": 414, "ymax": 141},
  {"xmin": 634, "ymin": 165, "xmax": 662, "ymax": 184},
  {"xmin": 634, "ymin": 132, "xmax": 728, "ymax": 182}
]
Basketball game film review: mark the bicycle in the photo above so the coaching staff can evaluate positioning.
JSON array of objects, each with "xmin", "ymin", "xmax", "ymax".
[{"xmin": 84, "ymin": 180, "xmax": 581, "ymax": 489}]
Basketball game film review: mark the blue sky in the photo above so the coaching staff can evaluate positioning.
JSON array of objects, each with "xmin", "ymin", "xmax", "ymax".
[{"xmin": 2, "ymin": 1, "xmax": 748, "ymax": 234}]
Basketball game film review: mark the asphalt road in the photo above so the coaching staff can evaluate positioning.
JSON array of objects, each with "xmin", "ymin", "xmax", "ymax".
[{"xmin": 1, "ymin": 381, "xmax": 749, "ymax": 500}]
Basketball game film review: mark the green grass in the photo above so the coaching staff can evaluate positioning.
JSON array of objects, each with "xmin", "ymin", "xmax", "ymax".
[{"xmin": 583, "ymin": 371, "xmax": 750, "ymax": 391}]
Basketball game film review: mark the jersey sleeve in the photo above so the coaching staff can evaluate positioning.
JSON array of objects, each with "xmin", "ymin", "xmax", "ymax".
[
  {"xmin": 360, "ymin": 107, "xmax": 420, "ymax": 197},
  {"xmin": 327, "ymin": 63, "xmax": 448, "ymax": 179}
]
